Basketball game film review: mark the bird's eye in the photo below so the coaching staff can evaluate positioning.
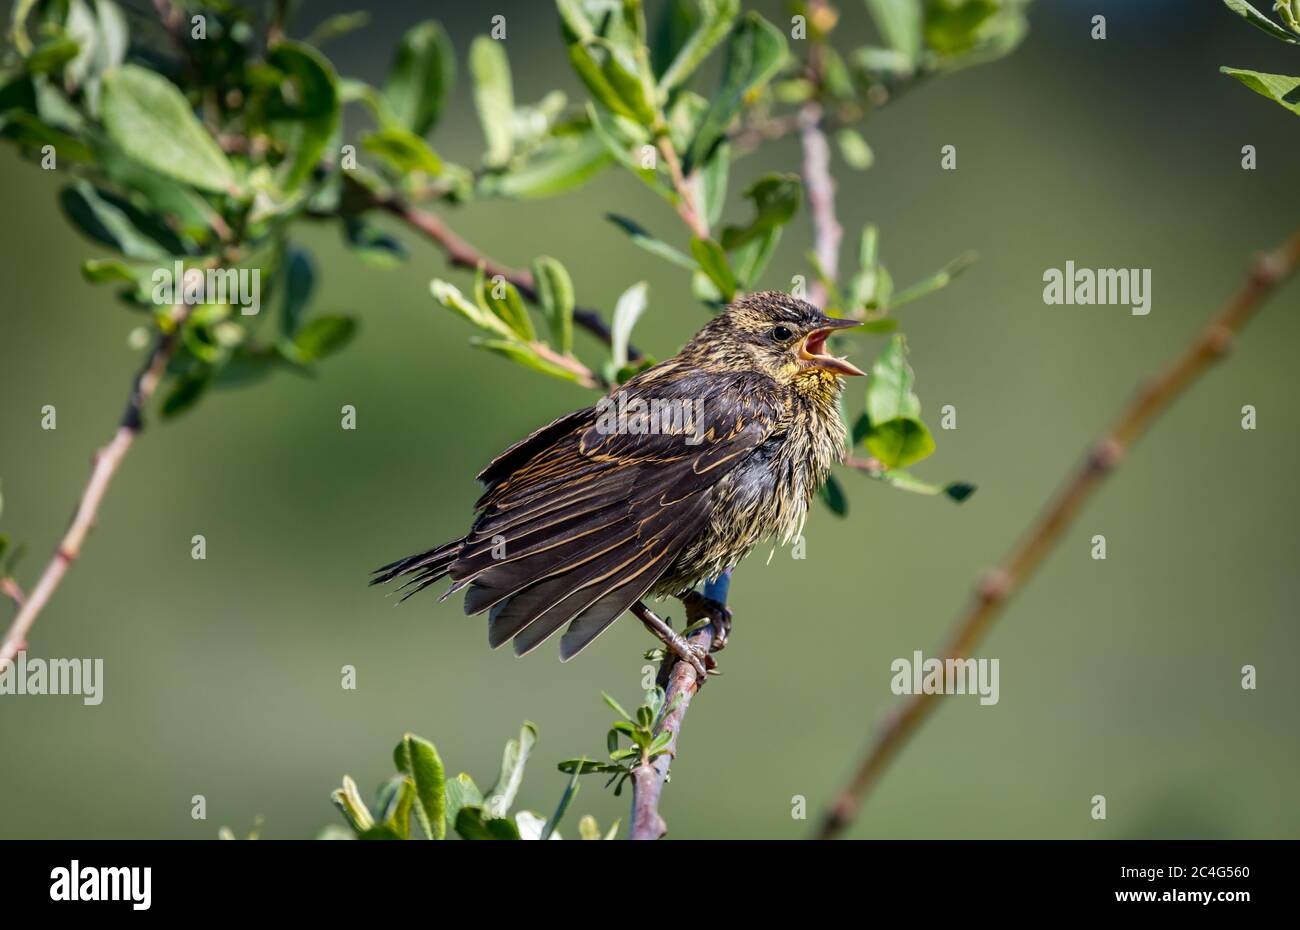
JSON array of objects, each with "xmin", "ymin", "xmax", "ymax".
[{"xmin": 771, "ymin": 325, "xmax": 795, "ymax": 341}]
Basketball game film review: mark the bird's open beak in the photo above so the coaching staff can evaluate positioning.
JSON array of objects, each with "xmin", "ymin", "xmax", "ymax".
[{"xmin": 799, "ymin": 318, "xmax": 866, "ymax": 376}]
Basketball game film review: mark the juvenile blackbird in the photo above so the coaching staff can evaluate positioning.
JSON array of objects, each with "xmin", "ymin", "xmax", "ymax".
[{"xmin": 372, "ymin": 291, "xmax": 863, "ymax": 675}]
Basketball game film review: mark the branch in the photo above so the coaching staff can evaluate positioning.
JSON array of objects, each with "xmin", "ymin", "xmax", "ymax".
[
  {"xmin": 371, "ymin": 191, "xmax": 641, "ymax": 362},
  {"xmin": 799, "ymin": 100, "xmax": 841, "ymax": 308},
  {"xmin": 798, "ymin": 4, "xmax": 842, "ymax": 310},
  {"xmin": 815, "ymin": 227, "xmax": 1300, "ymax": 839},
  {"xmin": 629, "ymin": 571, "xmax": 728, "ymax": 840},
  {"xmin": 655, "ymin": 136, "xmax": 710, "ymax": 240},
  {"xmin": 0, "ymin": 302, "xmax": 191, "ymax": 665}
]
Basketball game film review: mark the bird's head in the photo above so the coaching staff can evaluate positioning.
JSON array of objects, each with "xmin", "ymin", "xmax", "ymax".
[{"xmin": 689, "ymin": 291, "xmax": 865, "ymax": 387}]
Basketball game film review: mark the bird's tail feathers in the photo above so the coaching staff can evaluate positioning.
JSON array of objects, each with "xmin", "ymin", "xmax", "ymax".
[{"xmin": 369, "ymin": 540, "xmax": 463, "ymax": 600}]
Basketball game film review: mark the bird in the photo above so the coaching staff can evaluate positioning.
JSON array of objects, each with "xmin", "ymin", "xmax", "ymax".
[{"xmin": 371, "ymin": 290, "xmax": 864, "ymax": 676}]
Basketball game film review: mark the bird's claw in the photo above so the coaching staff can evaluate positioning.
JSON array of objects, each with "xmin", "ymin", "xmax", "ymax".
[{"xmin": 682, "ymin": 592, "xmax": 733, "ymax": 652}]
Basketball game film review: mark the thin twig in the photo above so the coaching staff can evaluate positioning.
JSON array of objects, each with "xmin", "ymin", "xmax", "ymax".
[
  {"xmin": 800, "ymin": 101, "xmax": 841, "ymax": 308},
  {"xmin": 0, "ymin": 302, "xmax": 191, "ymax": 665},
  {"xmin": 799, "ymin": 2, "xmax": 841, "ymax": 309},
  {"xmin": 655, "ymin": 136, "xmax": 710, "ymax": 240},
  {"xmin": 628, "ymin": 573, "xmax": 728, "ymax": 840},
  {"xmin": 816, "ymin": 228, "xmax": 1300, "ymax": 839}
]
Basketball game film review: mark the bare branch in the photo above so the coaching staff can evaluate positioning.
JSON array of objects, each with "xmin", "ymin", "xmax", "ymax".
[
  {"xmin": 799, "ymin": 100, "xmax": 842, "ymax": 308},
  {"xmin": 0, "ymin": 302, "xmax": 191, "ymax": 665},
  {"xmin": 816, "ymin": 228, "xmax": 1300, "ymax": 839}
]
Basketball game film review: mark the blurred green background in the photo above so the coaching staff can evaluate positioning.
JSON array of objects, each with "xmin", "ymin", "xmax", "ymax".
[{"xmin": 1, "ymin": 0, "xmax": 1298, "ymax": 840}]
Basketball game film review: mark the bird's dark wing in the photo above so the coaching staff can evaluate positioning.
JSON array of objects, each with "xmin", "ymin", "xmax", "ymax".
[{"xmin": 377, "ymin": 367, "xmax": 783, "ymax": 660}]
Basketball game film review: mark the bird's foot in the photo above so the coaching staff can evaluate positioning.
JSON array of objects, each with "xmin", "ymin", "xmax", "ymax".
[
  {"xmin": 680, "ymin": 590, "xmax": 733, "ymax": 652},
  {"xmin": 631, "ymin": 601, "xmax": 714, "ymax": 680}
]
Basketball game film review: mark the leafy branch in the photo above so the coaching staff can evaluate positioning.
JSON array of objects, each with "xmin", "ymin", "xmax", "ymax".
[
  {"xmin": 0, "ymin": 0, "xmax": 1026, "ymax": 841},
  {"xmin": 321, "ymin": 725, "xmax": 618, "ymax": 840}
]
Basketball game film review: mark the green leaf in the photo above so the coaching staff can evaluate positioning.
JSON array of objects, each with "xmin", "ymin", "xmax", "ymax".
[
  {"xmin": 394, "ymin": 733, "xmax": 448, "ymax": 840},
  {"xmin": 865, "ymin": 0, "xmax": 923, "ymax": 62},
  {"xmin": 820, "ymin": 473, "xmax": 848, "ymax": 516},
  {"xmin": 280, "ymin": 248, "xmax": 315, "ymax": 337},
  {"xmin": 532, "ymin": 256, "xmax": 575, "ymax": 354},
  {"xmin": 924, "ymin": 0, "xmax": 1028, "ymax": 70},
  {"xmin": 836, "ymin": 128, "xmax": 874, "ymax": 170},
  {"xmin": 93, "ymin": 138, "xmax": 220, "ymax": 240},
  {"xmin": 431, "ymin": 278, "xmax": 492, "ymax": 330},
  {"xmin": 611, "ymin": 281, "xmax": 648, "ymax": 370},
  {"xmin": 375, "ymin": 775, "xmax": 416, "ymax": 840},
  {"xmin": 471, "ymin": 338, "xmax": 587, "ymax": 384},
  {"xmin": 591, "ymin": 39, "xmax": 657, "ymax": 125},
  {"xmin": 330, "ymin": 775, "xmax": 374, "ymax": 834},
  {"xmin": 470, "ymin": 37, "xmax": 515, "ymax": 167},
  {"xmin": 455, "ymin": 806, "xmax": 521, "ymax": 840},
  {"xmin": 480, "ymin": 128, "xmax": 611, "ymax": 198},
  {"xmin": 606, "ymin": 214, "xmax": 696, "ymax": 270},
  {"xmin": 585, "ymin": 103, "xmax": 674, "ymax": 201},
  {"xmin": 485, "ymin": 722, "xmax": 535, "ymax": 819},
  {"xmin": 719, "ymin": 173, "xmax": 800, "ymax": 251},
  {"xmin": 865, "ymin": 334, "xmax": 921, "ymax": 424},
  {"xmin": 306, "ymin": 11, "xmax": 372, "ymax": 46},
  {"xmin": 357, "ymin": 825, "xmax": 404, "ymax": 840},
  {"xmin": 361, "ymin": 126, "xmax": 443, "ymax": 176},
  {"xmin": 657, "ymin": 0, "xmax": 741, "ymax": 92},
  {"xmin": 80, "ymin": 258, "xmax": 139, "ymax": 283},
  {"xmin": 1222, "ymin": 0, "xmax": 1299, "ymax": 44},
  {"xmin": 567, "ymin": 42, "xmax": 641, "ymax": 122},
  {"xmin": 557, "ymin": 0, "xmax": 597, "ymax": 42},
  {"xmin": 343, "ymin": 217, "xmax": 407, "ymax": 268},
  {"xmin": 444, "ymin": 773, "xmax": 484, "ymax": 833},
  {"xmin": 578, "ymin": 814, "xmax": 601, "ymax": 840},
  {"xmin": 602, "ymin": 691, "xmax": 633, "ymax": 720},
  {"xmin": 10, "ymin": 0, "xmax": 39, "ymax": 55},
  {"xmin": 91, "ymin": 0, "xmax": 129, "ymax": 78},
  {"xmin": 683, "ymin": 12, "xmax": 788, "ymax": 173},
  {"xmin": 483, "ymin": 277, "xmax": 535, "ymax": 342},
  {"xmin": 557, "ymin": 758, "xmax": 624, "ymax": 775},
  {"xmin": 383, "ymin": 20, "xmax": 456, "ymax": 135},
  {"xmin": 731, "ymin": 227, "xmax": 781, "ymax": 288},
  {"xmin": 924, "ymin": 0, "xmax": 999, "ymax": 56},
  {"xmin": 1220, "ymin": 67, "xmax": 1300, "ymax": 116},
  {"xmin": 699, "ymin": 141, "xmax": 730, "ymax": 227},
  {"xmin": 160, "ymin": 370, "xmax": 212, "ymax": 419},
  {"xmin": 651, "ymin": 0, "xmax": 699, "ymax": 78},
  {"xmin": 265, "ymin": 41, "xmax": 341, "ymax": 192},
  {"xmin": 25, "ymin": 37, "xmax": 80, "ymax": 75},
  {"xmin": 861, "ymin": 468, "xmax": 975, "ymax": 503},
  {"xmin": 100, "ymin": 65, "xmax": 236, "ymax": 193},
  {"xmin": 59, "ymin": 181, "xmax": 184, "ymax": 259},
  {"xmin": 690, "ymin": 237, "xmax": 738, "ymax": 301},
  {"xmin": 865, "ymin": 416, "xmax": 935, "ymax": 469},
  {"xmin": 291, "ymin": 315, "xmax": 357, "ymax": 362},
  {"xmin": 541, "ymin": 764, "xmax": 582, "ymax": 840},
  {"xmin": 851, "ymin": 411, "xmax": 872, "ymax": 445}
]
